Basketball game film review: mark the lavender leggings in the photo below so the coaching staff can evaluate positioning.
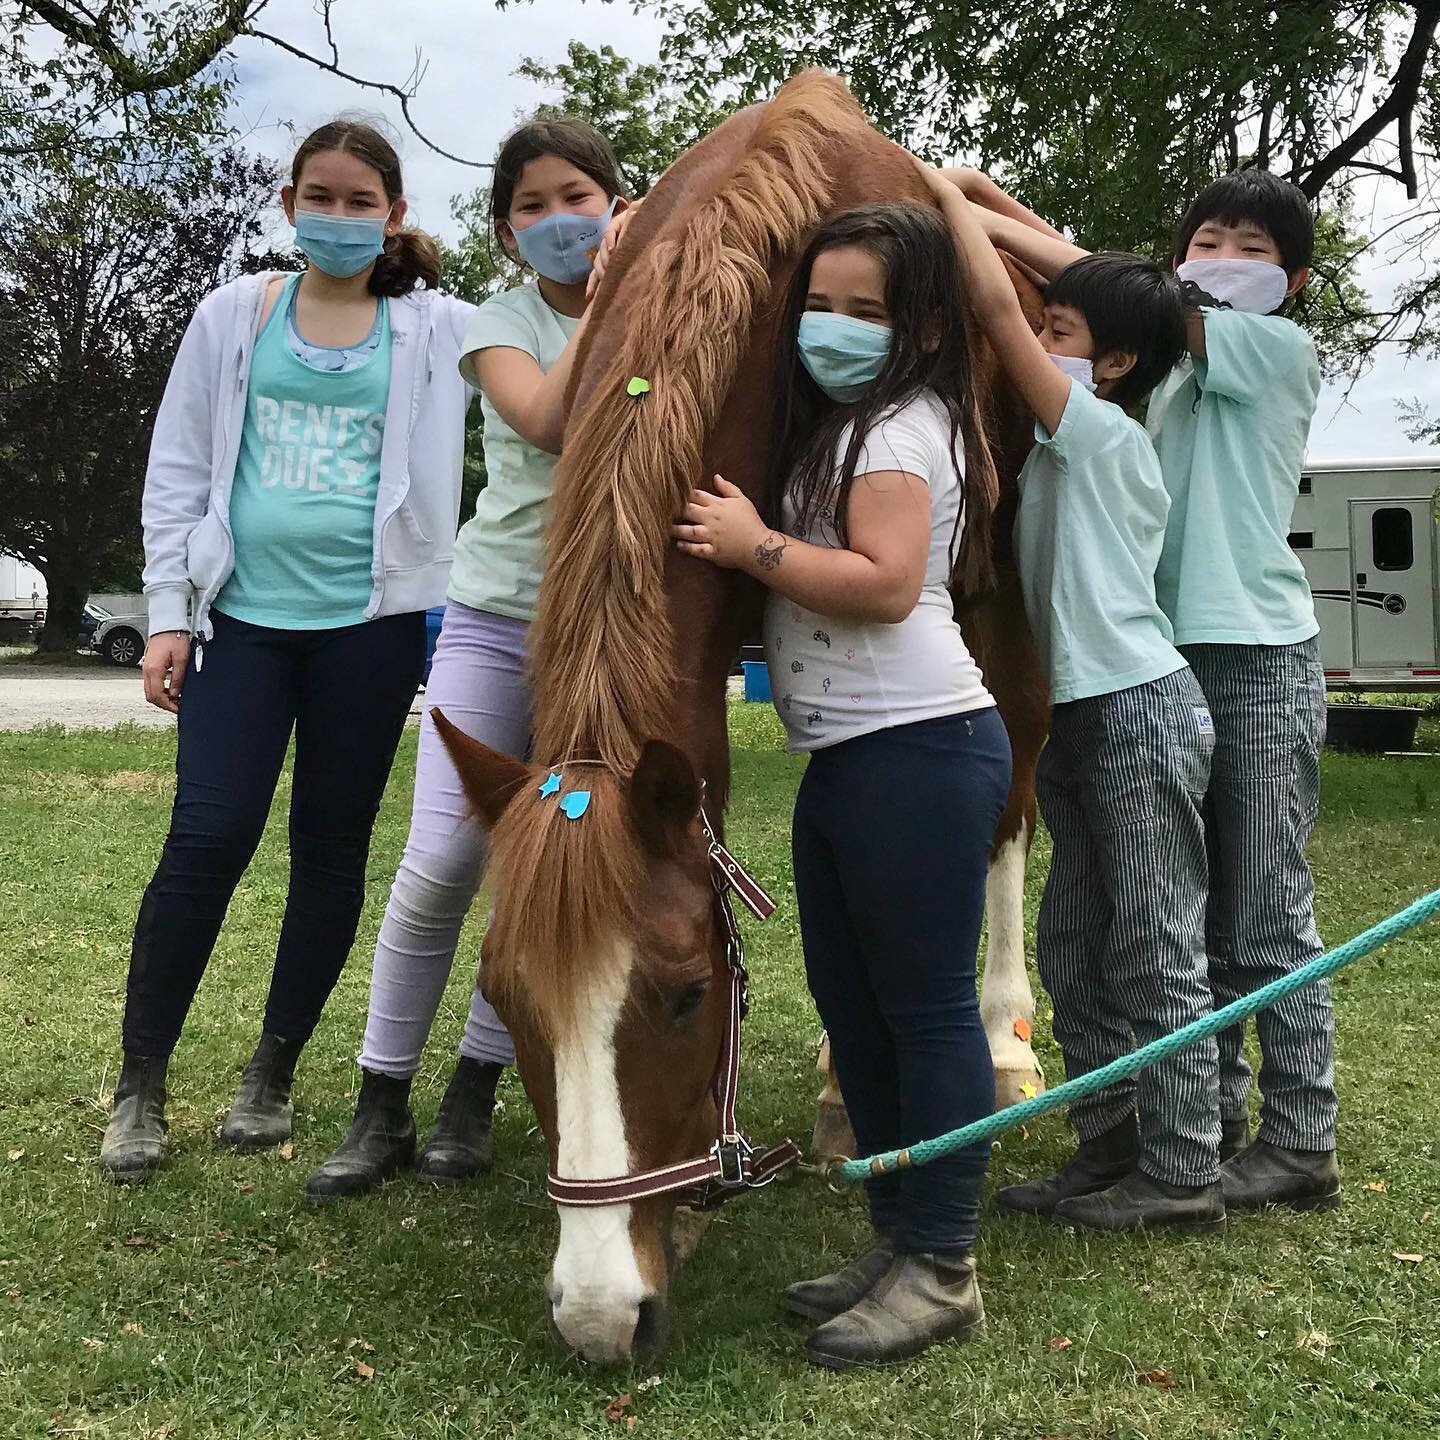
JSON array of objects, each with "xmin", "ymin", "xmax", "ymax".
[{"xmin": 357, "ymin": 602, "xmax": 529, "ymax": 1076}]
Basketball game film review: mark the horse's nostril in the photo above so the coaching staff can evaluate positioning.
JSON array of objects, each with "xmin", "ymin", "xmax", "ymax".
[{"xmin": 632, "ymin": 1296, "xmax": 665, "ymax": 1361}]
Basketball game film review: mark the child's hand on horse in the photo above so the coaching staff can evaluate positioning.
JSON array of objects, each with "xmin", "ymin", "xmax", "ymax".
[
  {"xmin": 674, "ymin": 475, "xmax": 767, "ymax": 568},
  {"xmin": 586, "ymin": 198, "xmax": 643, "ymax": 300}
]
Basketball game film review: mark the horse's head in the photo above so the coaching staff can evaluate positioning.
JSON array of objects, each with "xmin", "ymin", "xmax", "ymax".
[{"xmin": 433, "ymin": 711, "xmax": 730, "ymax": 1364}]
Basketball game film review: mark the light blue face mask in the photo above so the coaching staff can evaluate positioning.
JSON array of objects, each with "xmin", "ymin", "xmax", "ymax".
[
  {"xmin": 513, "ymin": 197, "xmax": 618, "ymax": 285},
  {"xmin": 294, "ymin": 208, "xmax": 389, "ymax": 278},
  {"xmin": 796, "ymin": 312, "xmax": 893, "ymax": 402}
]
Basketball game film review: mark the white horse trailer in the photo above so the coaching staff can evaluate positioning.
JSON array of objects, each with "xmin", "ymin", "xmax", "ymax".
[{"xmin": 1290, "ymin": 456, "xmax": 1440, "ymax": 691}]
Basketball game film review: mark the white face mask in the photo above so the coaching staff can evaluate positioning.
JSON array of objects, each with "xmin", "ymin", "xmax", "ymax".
[
  {"xmin": 1047, "ymin": 352, "xmax": 1096, "ymax": 392},
  {"xmin": 1176, "ymin": 258, "xmax": 1289, "ymax": 314}
]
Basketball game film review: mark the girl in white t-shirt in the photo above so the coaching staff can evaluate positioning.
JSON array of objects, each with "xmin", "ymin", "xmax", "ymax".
[{"xmin": 675, "ymin": 203, "xmax": 1012, "ymax": 1369}]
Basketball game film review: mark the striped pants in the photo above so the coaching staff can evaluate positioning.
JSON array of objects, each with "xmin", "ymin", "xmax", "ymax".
[
  {"xmin": 1181, "ymin": 639, "xmax": 1336, "ymax": 1151},
  {"xmin": 1035, "ymin": 667, "xmax": 1222, "ymax": 1187}
]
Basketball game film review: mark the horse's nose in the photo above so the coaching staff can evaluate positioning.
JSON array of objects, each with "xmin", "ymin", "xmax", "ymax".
[{"xmin": 546, "ymin": 1286, "xmax": 665, "ymax": 1365}]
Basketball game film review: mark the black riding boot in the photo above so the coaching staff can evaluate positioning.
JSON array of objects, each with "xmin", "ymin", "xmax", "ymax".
[
  {"xmin": 100, "ymin": 1054, "xmax": 169, "ymax": 1183},
  {"xmin": 417, "ymin": 1057, "xmax": 502, "ymax": 1183},
  {"xmin": 219, "ymin": 1033, "xmax": 304, "ymax": 1151},
  {"xmin": 994, "ymin": 1113, "xmax": 1140, "ymax": 1217},
  {"xmin": 304, "ymin": 1070, "xmax": 416, "ymax": 1201},
  {"xmin": 1219, "ymin": 1114, "xmax": 1251, "ymax": 1163}
]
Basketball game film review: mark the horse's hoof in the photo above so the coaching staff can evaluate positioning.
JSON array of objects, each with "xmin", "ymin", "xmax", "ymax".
[
  {"xmin": 993, "ymin": 1064, "xmax": 1045, "ymax": 1110},
  {"xmin": 811, "ymin": 1098, "xmax": 856, "ymax": 1161},
  {"xmin": 670, "ymin": 1205, "xmax": 712, "ymax": 1266}
]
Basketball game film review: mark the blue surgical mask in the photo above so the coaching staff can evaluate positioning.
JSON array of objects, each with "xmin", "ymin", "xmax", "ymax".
[
  {"xmin": 796, "ymin": 312, "xmax": 892, "ymax": 402},
  {"xmin": 513, "ymin": 198, "xmax": 618, "ymax": 285},
  {"xmin": 294, "ymin": 208, "xmax": 389, "ymax": 278}
]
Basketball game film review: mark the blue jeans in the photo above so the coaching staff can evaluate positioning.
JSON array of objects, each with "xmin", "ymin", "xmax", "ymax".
[
  {"xmin": 792, "ymin": 709, "xmax": 1012, "ymax": 1253},
  {"xmin": 122, "ymin": 608, "xmax": 426, "ymax": 1057}
]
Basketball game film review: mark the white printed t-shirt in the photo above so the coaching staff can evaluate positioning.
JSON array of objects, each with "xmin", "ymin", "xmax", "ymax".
[{"xmin": 764, "ymin": 390, "xmax": 995, "ymax": 753}]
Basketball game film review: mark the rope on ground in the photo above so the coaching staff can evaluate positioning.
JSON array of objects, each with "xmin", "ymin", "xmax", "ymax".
[{"xmin": 836, "ymin": 885, "xmax": 1440, "ymax": 1185}]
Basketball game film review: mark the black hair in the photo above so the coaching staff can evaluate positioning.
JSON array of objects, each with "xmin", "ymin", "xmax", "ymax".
[
  {"xmin": 772, "ymin": 203, "xmax": 1000, "ymax": 597},
  {"xmin": 1173, "ymin": 169, "xmax": 1315, "ymax": 275},
  {"xmin": 1044, "ymin": 252, "xmax": 1187, "ymax": 411},
  {"xmin": 489, "ymin": 117, "xmax": 629, "ymax": 227}
]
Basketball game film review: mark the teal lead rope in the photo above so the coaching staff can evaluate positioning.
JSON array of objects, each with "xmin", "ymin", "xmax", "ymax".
[{"xmin": 837, "ymin": 885, "xmax": 1440, "ymax": 1185}]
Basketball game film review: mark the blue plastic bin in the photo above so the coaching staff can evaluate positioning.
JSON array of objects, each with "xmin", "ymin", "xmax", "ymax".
[
  {"xmin": 422, "ymin": 605, "xmax": 446, "ymax": 687},
  {"xmin": 742, "ymin": 659, "xmax": 771, "ymax": 703}
]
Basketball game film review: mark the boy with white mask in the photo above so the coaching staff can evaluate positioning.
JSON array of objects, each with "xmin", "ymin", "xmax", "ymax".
[
  {"xmin": 920, "ymin": 165, "xmax": 1226, "ymax": 1234},
  {"xmin": 946, "ymin": 165, "xmax": 1338, "ymax": 1216}
]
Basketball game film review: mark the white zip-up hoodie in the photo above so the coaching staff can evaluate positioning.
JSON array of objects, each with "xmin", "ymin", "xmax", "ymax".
[{"xmin": 142, "ymin": 272, "xmax": 475, "ymax": 637}]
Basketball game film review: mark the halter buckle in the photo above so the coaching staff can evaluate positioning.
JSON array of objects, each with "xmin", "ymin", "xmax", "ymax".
[{"xmin": 713, "ymin": 1136, "xmax": 749, "ymax": 1187}]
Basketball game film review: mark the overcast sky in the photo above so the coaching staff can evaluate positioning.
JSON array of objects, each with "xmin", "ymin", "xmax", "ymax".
[{"xmin": 229, "ymin": 0, "xmax": 1439, "ymax": 461}]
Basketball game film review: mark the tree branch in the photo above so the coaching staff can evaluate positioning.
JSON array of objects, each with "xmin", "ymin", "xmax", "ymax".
[
  {"xmin": 1295, "ymin": 0, "xmax": 1439, "ymax": 200},
  {"xmin": 248, "ymin": 28, "xmax": 490, "ymax": 169},
  {"xmin": 18, "ymin": 0, "xmax": 268, "ymax": 94}
]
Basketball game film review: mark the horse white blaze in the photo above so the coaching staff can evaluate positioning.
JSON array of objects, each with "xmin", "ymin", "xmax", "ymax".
[
  {"xmin": 980, "ymin": 824, "xmax": 1044, "ymax": 1107},
  {"xmin": 548, "ymin": 939, "xmax": 649, "ymax": 1363}
]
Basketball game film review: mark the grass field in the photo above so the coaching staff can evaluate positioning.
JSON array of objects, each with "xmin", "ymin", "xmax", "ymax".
[{"xmin": 1, "ymin": 704, "xmax": 1437, "ymax": 1439}]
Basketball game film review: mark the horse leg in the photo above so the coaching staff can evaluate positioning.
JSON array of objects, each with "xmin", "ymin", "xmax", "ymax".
[
  {"xmin": 964, "ymin": 563, "xmax": 1049, "ymax": 1108},
  {"xmin": 981, "ymin": 798, "xmax": 1044, "ymax": 1108}
]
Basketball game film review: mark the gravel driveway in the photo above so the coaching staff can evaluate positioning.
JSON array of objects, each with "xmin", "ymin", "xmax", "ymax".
[{"xmin": 0, "ymin": 655, "xmax": 425, "ymax": 732}]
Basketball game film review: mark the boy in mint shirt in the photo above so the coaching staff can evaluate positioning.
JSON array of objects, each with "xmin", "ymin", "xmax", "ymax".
[
  {"xmin": 1147, "ymin": 170, "xmax": 1338, "ymax": 1213},
  {"xmin": 922, "ymin": 164, "xmax": 1224, "ymax": 1233},
  {"xmin": 949, "ymin": 164, "xmax": 1339, "ymax": 1214}
]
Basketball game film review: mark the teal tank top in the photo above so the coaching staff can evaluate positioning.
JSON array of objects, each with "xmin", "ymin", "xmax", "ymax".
[{"xmin": 217, "ymin": 275, "xmax": 393, "ymax": 630}]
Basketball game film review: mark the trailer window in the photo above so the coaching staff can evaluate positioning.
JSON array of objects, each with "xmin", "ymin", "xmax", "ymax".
[{"xmin": 1372, "ymin": 508, "xmax": 1413, "ymax": 571}]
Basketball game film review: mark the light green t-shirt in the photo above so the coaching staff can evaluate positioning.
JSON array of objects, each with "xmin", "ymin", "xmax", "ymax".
[
  {"xmin": 448, "ymin": 283, "xmax": 578, "ymax": 621},
  {"xmin": 218, "ymin": 275, "xmax": 391, "ymax": 630},
  {"xmin": 1146, "ymin": 309, "xmax": 1320, "ymax": 647},
  {"xmin": 1015, "ymin": 383, "xmax": 1185, "ymax": 705}
]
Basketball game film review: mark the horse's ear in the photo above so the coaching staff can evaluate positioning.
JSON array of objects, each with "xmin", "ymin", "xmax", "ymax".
[
  {"xmin": 629, "ymin": 739, "xmax": 701, "ymax": 856},
  {"xmin": 430, "ymin": 708, "xmax": 528, "ymax": 829}
]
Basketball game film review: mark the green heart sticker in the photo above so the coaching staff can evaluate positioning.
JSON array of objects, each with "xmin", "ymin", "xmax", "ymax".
[{"xmin": 626, "ymin": 376, "xmax": 651, "ymax": 397}]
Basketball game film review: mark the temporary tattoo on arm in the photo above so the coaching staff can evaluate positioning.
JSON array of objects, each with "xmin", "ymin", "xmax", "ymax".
[{"xmin": 754, "ymin": 532, "xmax": 787, "ymax": 571}]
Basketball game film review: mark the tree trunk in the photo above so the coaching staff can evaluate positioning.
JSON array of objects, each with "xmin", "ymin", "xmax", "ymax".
[{"xmin": 35, "ymin": 559, "xmax": 90, "ymax": 654}]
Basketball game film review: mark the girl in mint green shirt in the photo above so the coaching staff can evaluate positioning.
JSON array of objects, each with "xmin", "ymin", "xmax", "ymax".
[{"xmin": 306, "ymin": 118, "xmax": 644, "ymax": 1202}]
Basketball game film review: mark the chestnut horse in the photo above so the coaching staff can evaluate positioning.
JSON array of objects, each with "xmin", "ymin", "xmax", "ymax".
[{"xmin": 437, "ymin": 71, "xmax": 1047, "ymax": 1365}]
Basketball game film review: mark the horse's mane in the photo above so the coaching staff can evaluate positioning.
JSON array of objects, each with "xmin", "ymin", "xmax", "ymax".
[
  {"xmin": 529, "ymin": 70, "xmax": 867, "ymax": 770},
  {"xmin": 483, "ymin": 72, "xmax": 868, "ymax": 1034}
]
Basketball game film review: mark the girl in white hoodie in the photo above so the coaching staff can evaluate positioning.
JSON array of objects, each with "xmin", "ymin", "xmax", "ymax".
[{"xmin": 100, "ymin": 120, "xmax": 475, "ymax": 1183}]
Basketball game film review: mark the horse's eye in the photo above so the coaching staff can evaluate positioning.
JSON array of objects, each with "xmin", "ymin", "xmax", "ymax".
[{"xmin": 670, "ymin": 981, "xmax": 708, "ymax": 1021}]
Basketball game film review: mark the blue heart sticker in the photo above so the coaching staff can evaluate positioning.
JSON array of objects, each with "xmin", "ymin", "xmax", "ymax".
[
  {"xmin": 538, "ymin": 772, "xmax": 562, "ymax": 798},
  {"xmin": 559, "ymin": 790, "xmax": 591, "ymax": 820}
]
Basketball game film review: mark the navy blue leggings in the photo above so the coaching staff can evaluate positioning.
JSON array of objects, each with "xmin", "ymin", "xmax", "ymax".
[
  {"xmin": 123, "ymin": 608, "xmax": 426, "ymax": 1057},
  {"xmin": 793, "ymin": 708, "xmax": 1012, "ymax": 1253}
]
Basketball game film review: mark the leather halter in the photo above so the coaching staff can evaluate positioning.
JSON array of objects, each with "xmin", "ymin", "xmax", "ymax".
[{"xmin": 545, "ymin": 801, "xmax": 802, "ymax": 1209}]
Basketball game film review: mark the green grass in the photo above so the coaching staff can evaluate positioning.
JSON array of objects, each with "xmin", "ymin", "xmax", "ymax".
[{"xmin": 2, "ymin": 706, "xmax": 1438, "ymax": 1439}]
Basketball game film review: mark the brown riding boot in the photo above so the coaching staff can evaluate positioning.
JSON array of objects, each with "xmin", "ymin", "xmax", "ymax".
[{"xmin": 804, "ymin": 1250, "xmax": 984, "ymax": 1370}]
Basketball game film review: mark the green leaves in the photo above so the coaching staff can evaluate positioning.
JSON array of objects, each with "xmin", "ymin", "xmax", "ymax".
[{"xmin": 650, "ymin": 0, "xmax": 1439, "ymax": 375}]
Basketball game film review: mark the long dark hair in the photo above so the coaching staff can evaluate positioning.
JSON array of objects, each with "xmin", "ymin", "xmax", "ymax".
[
  {"xmin": 291, "ymin": 119, "xmax": 441, "ymax": 297},
  {"xmin": 771, "ymin": 204, "xmax": 1000, "ymax": 596},
  {"xmin": 489, "ymin": 117, "xmax": 629, "ymax": 229}
]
